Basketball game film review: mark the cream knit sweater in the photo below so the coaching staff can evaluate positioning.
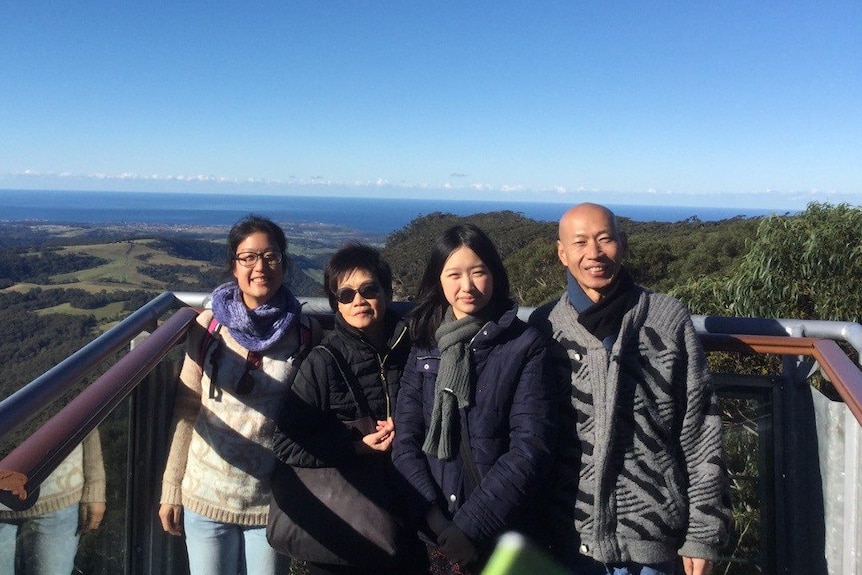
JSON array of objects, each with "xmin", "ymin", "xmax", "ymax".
[
  {"xmin": 160, "ymin": 310, "xmax": 303, "ymax": 526},
  {"xmin": 0, "ymin": 430, "xmax": 106, "ymax": 520}
]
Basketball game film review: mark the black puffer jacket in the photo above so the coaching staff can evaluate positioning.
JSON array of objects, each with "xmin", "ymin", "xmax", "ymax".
[{"xmin": 272, "ymin": 309, "xmax": 410, "ymax": 468}]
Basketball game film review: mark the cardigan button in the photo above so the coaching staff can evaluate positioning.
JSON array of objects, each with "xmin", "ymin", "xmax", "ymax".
[
  {"xmin": 579, "ymin": 543, "xmax": 589, "ymax": 554},
  {"xmin": 449, "ymin": 494, "xmax": 457, "ymax": 502},
  {"xmin": 424, "ymin": 363, "xmax": 430, "ymax": 370}
]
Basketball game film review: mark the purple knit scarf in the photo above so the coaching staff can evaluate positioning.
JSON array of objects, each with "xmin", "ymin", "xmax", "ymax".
[{"xmin": 210, "ymin": 282, "xmax": 300, "ymax": 352}]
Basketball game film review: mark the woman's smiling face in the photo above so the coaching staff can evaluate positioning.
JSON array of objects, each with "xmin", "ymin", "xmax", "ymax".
[
  {"xmin": 232, "ymin": 231, "xmax": 284, "ymax": 309},
  {"xmin": 439, "ymin": 245, "xmax": 494, "ymax": 319}
]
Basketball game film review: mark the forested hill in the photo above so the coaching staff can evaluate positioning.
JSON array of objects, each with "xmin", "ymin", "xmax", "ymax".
[
  {"xmin": 2, "ymin": 202, "xmax": 861, "ymax": 397},
  {"xmin": 384, "ymin": 203, "xmax": 862, "ymax": 329},
  {"xmin": 382, "ymin": 209, "xmax": 763, "ymax": 305}
]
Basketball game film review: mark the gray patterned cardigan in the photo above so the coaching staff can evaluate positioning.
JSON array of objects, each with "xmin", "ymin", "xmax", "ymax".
[{"xmin": 532, "ymin": 287, "xmax": 731, "ymax": 564}]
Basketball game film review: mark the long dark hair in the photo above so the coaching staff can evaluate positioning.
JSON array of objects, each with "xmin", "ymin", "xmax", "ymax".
[{"xmin": 408, "ymin": 223, "xmax": 511, "ymax": 348}]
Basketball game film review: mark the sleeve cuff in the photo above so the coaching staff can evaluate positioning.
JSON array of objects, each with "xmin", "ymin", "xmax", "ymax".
[
  {"xmin": 159, "ymin": 483, "xmax": 183, "ymax": 506},
  {"xmin": 678, "ymin": 540, "xmax": 720, "ymax": 562},
  {"xmin": 80, "ymin": 480, "xmax": 107, "ymax": 504}
]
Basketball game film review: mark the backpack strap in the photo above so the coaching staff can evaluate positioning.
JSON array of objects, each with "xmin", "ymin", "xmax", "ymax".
[
  {"xmin": 199, "ymin": 313, "xmax": 318, "ymax": 366},
  {"xmin": 290, "ymin": 314, "xmax": 321, "ymax": 366},
  {"xmin": 197, "ymin": 316, "xmax": 221, "ymax": 365},
  {"xmin": 300, "ymin": 314, "xmax": 323, "ymax": 346},
  {"xmin": 298, "ymin": 314, "xmax": 312, "ymax": 347},
  {"xmin": 196, "ymin": 315, "xmax": 223, "ymax": 400}
]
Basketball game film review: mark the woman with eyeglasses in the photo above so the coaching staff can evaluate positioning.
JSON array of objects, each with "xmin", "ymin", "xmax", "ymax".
[
  {"xmin": 391, "ymin": 224, "xmax": 558, "ymax": 574},
  {"xmin": 271, "ymin": 242, "xmax": 426, "ymax": 574},
  {"xmin": 159, "ymin": 214, "xmax": 317, "ymax": 575}
]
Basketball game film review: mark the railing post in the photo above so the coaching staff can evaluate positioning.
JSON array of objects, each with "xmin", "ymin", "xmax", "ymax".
[
  {"xmin": 780, "ymin": 350, "xmax": 829, "ymax": 574},
  {"xmin": 842, "ymin": 410, "xmax": 861, "ymax": 573},
  {"xmin": 126, "ymin": 333, "xmax": 190, "ymax": 575}
]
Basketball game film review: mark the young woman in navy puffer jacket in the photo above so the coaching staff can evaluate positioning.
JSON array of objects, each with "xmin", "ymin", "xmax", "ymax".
[{"xmin": 392, "ymin": 224, "xmax": 559, "ymax": 574}]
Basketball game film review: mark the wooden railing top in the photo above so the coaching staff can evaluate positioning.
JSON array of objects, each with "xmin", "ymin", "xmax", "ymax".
[{"xmin": 701, "ymin": 333, "xmax": 862, "ymax": 426}]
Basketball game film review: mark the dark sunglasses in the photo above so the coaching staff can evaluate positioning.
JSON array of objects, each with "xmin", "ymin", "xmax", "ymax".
[
  {"xmin": 236, "ymin": 350, "xmax": 263, "ymax": 395},
  {"xmin": 335, "ymin": 282, "xmax": 381, "ymax": 305}
]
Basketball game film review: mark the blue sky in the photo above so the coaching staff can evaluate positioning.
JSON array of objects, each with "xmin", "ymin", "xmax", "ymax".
[{"xmin": 1, "ymin": 2, "xmax": 860, "ymax": 210}]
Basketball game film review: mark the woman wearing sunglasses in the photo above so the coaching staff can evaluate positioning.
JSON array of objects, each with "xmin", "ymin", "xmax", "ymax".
[
  {"xmin": 159, "ymin": 214, "xmax": 316, "ymax": 575},
  {"xmin": 271, "ymin": 242, "xmax": 425, "ymax": 574},
  {"xmin": 391, "ymin": 224, "xmax": 558, "ymax": 574}
]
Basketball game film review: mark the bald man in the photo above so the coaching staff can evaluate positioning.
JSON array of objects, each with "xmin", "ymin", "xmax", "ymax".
[{"xmin": 529, "ymin": 203, "xmax": 731, "ymax": 575}]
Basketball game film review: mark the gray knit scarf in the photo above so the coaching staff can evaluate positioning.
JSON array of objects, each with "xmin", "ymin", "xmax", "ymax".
[{"xmin": 422, "ymin": 308, "xmax": 485, "ymax": 461}]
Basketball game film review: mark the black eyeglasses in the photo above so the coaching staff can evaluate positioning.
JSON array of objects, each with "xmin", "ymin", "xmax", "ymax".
[
  {"xmin": 335, "ymin": 282, "xmax": 381, "ymax": 305},
  {"xmin": 235, "ymin": 251, "xmax": 283, "ymax": 268},
  {"xmin": 236, "ymin": 351, "xmax": 262, "ymax": 395}
]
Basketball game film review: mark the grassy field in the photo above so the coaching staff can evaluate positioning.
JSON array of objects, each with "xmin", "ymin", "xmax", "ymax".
[
  {"xmin": 2, "ymin": 231, "xmax": 334, "ymax": 318},
  {"xmin": 54, "ymin": 239, "xmax": 218, "ymax": 290},
  {"xmin": 1, "ymin": 220, "xmax": 380, "ymax": 326},
  {"xmin": 1, "ymin": 239, "xmax": 216, "ymax": 331}
]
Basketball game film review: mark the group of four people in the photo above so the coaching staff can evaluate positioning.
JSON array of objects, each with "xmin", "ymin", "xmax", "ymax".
[{"xmin": 159, "ymin": 203, "xmax": 730, "ymax": 575}]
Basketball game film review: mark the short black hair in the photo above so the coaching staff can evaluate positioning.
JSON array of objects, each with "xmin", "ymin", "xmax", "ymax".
[{"xmin": 323, "ymin": 242, "xmax": 393, "ymax": 311}]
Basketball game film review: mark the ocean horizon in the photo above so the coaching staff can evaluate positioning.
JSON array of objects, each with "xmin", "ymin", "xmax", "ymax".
[{"xmin": 0, "ymin": 189, "xmax": 782, "ymax": 234}]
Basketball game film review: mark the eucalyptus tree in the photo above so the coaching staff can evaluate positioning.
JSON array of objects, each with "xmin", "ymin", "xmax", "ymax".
[{"xmin": 674, "ymin": 202, "xmax": 862, "ymax": 324}]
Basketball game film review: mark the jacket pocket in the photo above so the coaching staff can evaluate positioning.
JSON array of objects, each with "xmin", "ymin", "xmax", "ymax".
[
  {"xmin": 661, "ymin": 465, "xmax": 688, "ymax": 529},
  {"xmin": 416, "ymin": 355, "xmax": 439, "ymax": 376}
]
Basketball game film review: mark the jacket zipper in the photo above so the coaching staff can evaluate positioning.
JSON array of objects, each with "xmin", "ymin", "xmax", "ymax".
[{"xmin": 378, "ymin": 324, "xmax": 408, "ymax": 418}]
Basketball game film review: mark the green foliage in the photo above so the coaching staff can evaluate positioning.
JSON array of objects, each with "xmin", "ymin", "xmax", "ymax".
[
  {"xmin": 287, "ymin": 268, "xmax": 326, "ymax": 298},
  {"xmin": 384, "ymin": 210, "xmax": 763, "ymax": 308},
  {"xmin": 137, "ymin": 263, "xmax": 224, "ymax": 291},
  {"xmin": 626, "ymin": 217, "xmax": 760, "ymax": 293},
  {"xmin": 0, "ymin": 288, "xmax": 159, "ymax": 399},
  {"xmin": 720, "ymin": 396, "xmax": 764, "ymax": 574},
  {"xmin": 504, "ymin": 236, "xmax": 560, "ymax": 306},
  {"xmin": 147, "ymin": 237, "xmax": 226, "ymax": 263},
  {"xmin": 674, "ymin": 203, "xmax": 862, "ymax": 323},
  {"xmin": 382, "ymin": 211, "xmax": 555, "ymax": 301}
]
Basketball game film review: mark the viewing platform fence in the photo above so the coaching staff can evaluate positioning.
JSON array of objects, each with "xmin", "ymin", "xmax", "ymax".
[{"xmin": 0, "ymin": 291, "xmax": 860, "ymax": 574}]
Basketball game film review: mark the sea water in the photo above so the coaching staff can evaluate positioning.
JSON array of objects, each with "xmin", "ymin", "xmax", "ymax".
[{"xmin": 0, "ymin": 189, "xmax": 778, "ymax": 234}]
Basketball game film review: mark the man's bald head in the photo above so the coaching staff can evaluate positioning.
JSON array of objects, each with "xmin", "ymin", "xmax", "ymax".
[
  {"xmin": 556, "ymin": 202, "xmax": 627, "ymax": 303},
  {"xmin": 558, "ymin": 203, "xmax": 623, "ymax": 245}
]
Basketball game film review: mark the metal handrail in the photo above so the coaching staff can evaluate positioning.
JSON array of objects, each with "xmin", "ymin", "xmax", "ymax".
[
  {"xmin": 0, "ymin": 307, "xmax": 199, "ymax": 511},
  {"xmin": 0, "ymin": 292, "xmax": 186, "ymax": 441},
  {"xmin": 0, "ymin": 293, "xmax": 340, "ymax": 444},
  {"xmin": 694, "ymin": 315, "xmax": 862, "ymax": 364},
  {"xmin": 813, "ymin": 339, "xmax": 862, "ymax": 425},
  {"xmin": 2, "ymin": 290, "xmax": 861, "ymax": 512},
  {"xmin": 176, "ymin": 291, "xmax": 862, "ymax": 360},
  {"xmin": 0, "ymin": 292, "xmax": 348, "ymax": 510},
  {"xmin": 701, "ymin": 333, "xmax": 862, "ymax": 425}
]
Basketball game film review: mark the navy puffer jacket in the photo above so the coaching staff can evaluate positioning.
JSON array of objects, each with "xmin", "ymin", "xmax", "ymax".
[
  {"xmin": 273, "ymin": 310, "xmax": 410, "ymax": 468},
  {"xmin": 391, "ymin": 305, "xmax": 558, "ymax": 551}
]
